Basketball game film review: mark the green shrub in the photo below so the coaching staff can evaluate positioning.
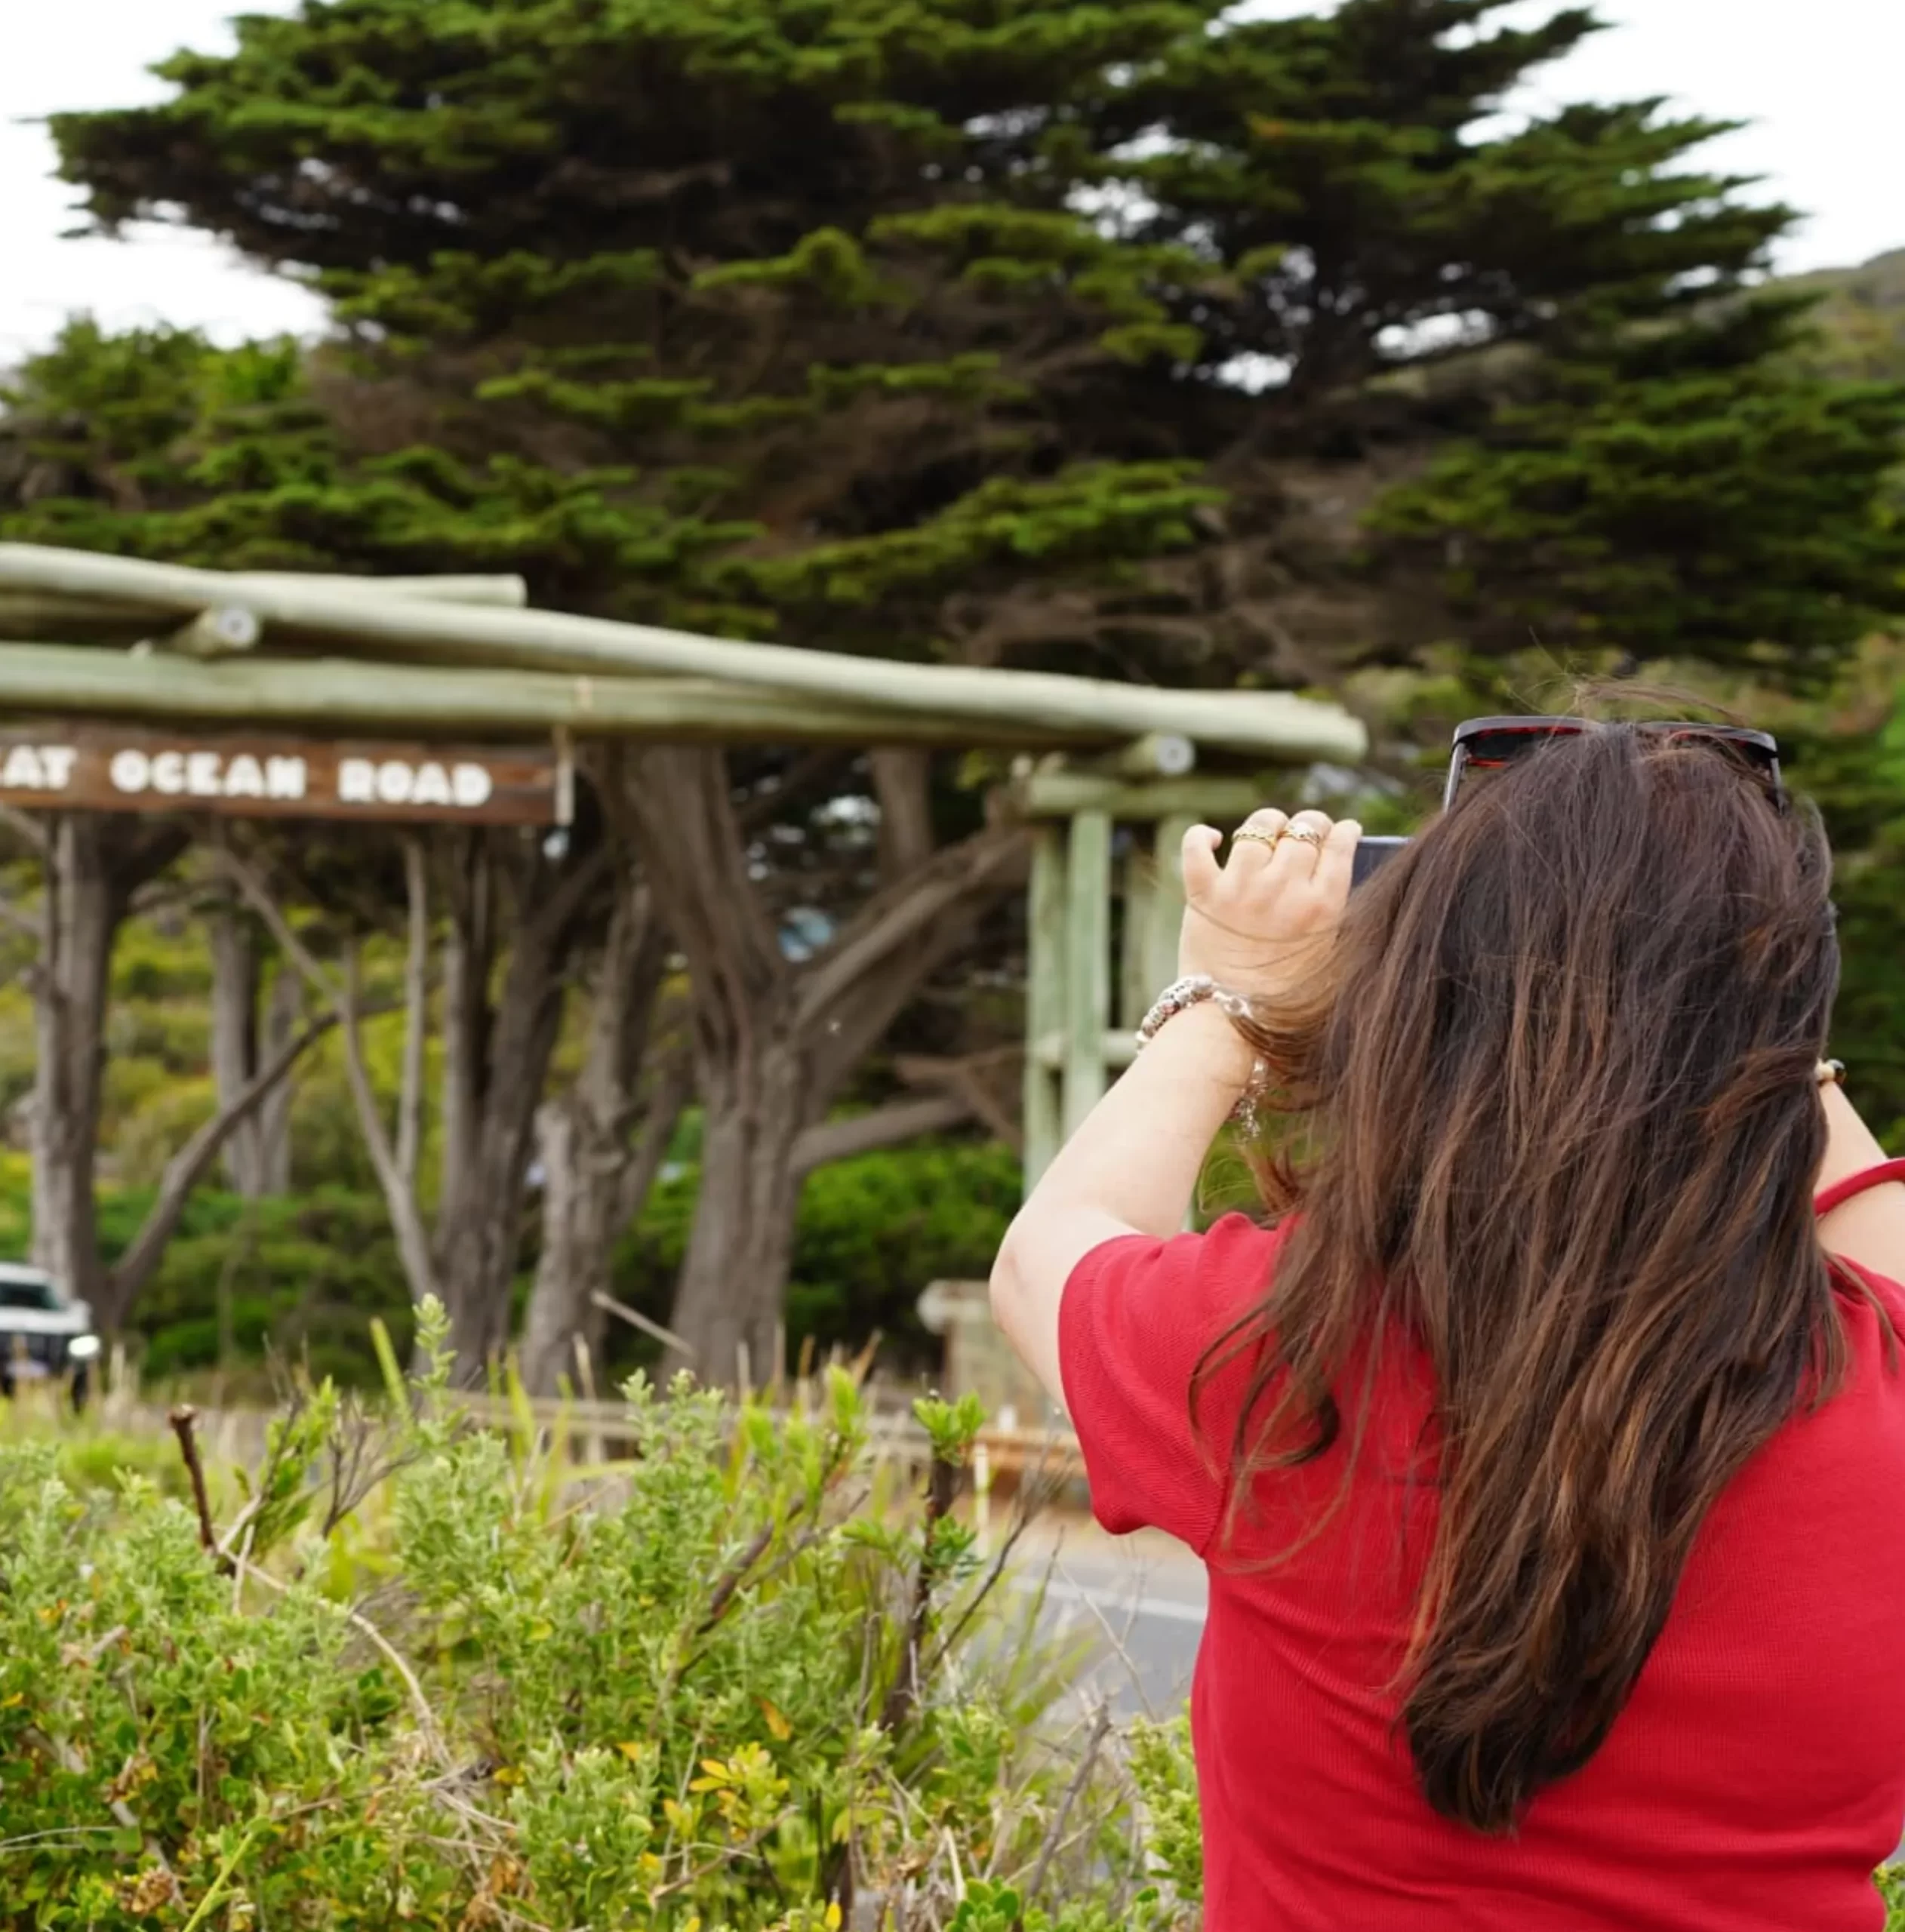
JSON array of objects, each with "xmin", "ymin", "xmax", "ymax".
[
  {"xmin": 0, "ymin": 1132, "xmax": 1016, "ymax": 1386},
  {"xmin": 611, "ymin": 1140, "xmax": 1020, "ymax": 1374},
  {"xmin": 0, "ymin": 1312, "xmax": 1190, "ymax": 1930}
]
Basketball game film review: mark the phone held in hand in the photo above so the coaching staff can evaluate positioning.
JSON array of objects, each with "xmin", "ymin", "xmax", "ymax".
[{"xmin": 1351, "ymin": 835, "xmax": 1408, "ymax": 890}]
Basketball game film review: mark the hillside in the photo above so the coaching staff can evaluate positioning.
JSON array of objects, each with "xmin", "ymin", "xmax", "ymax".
[{"xmin": 1789, "ymin": 248, "xmax": 1905, "ymax": 381}]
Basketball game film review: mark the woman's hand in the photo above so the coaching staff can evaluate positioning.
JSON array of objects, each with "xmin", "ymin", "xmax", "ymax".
[{"xmin": 1179, "ymin": 807, "xmax": 1361, "ymax": 1004}]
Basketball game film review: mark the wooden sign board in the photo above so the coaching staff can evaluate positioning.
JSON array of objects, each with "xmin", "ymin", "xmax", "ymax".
[{"xmin": 0, "ymin": 726, "xmax": 559, "ymax": 826}]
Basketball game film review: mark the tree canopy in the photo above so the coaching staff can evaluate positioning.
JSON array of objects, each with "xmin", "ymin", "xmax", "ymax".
[{"xmin": 25, "ymin": 0, "xmax": 1902, "ymax": 686}]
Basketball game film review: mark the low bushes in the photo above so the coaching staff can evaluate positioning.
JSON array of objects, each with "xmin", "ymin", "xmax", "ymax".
[
  {"xmin": 0, "ymin": 1139, "xmax": 1019, "ymax": 1389},
  {"xmin": 0, "ymin": 1309, "xmax": 1196, "ymax": 1930}
]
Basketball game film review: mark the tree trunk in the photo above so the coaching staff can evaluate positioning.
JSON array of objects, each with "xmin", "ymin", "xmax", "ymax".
[
  {"xmin": 210, "ymin": 903, "xmax": 302, "ymax": 1198},
  {"xmin": 396, "ymin": 838, "xmax": 429, "ymax": 1189},
  {"xmin": 208, "ymin": 901, "xmax": 263, "ymax": 1195},
  {"xmin": 439, "ymin": 832, "xmax": 492, "ymax": 1204},
  {"xmin": 253, "ymin": 965, "xmax": 300, "ymax": 1195},
  {"xmin": 601, "ymin": 746, "xmax": 1024, "ymax": 1386},
  {"xmin": 32, "ymin": 820, "xmax": 122, "ymax": 1312},
  {"xmin": 29, "ymin": 816, "xmax": 186, "ymax": 1322},
  {"xmin": 519, "ymin": 863, "xmax": 684, "ymax": 1397},
  {"xmin": 666, "ymin": 1021, "xmax": 809, "ymax": 1389},
  {"xmin": 432, "ymin": 835, "xmax": 608, "ymax": 1382}
]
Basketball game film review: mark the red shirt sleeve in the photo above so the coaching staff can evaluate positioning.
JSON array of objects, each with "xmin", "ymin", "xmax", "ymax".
[{"xmin": 1057, "ymin": 1213, "xmax": 1282, "ymax": 1555}]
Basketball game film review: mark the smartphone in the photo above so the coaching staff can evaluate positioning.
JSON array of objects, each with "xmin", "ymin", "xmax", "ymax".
[{"xmin": 1351, "ymin": 835, "xmax": 1408, "ymax": 890}]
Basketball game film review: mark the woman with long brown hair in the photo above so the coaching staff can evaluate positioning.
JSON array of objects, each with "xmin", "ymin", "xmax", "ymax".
[{"xmin": 992, "ymin": 719, "xmax": 1905, "ymax": 1930}]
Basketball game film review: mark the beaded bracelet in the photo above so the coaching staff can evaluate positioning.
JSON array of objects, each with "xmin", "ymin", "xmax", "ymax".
[{"xmin": 1134, "ymin": 975, "xmax": 1274, "ymax": 1135}]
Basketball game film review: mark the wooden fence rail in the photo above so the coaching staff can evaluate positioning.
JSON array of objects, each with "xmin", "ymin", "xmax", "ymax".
[{"xmin": 82, "ymin": 1389, "xmax": 1085, "ymax": 1494}]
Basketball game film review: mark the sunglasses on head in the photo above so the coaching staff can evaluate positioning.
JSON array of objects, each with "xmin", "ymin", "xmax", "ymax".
[
  {"xmin": 1441, "ymin": 715, "xmax": 1783, "ymax": 811},
  {"xmin": 1350, "ymin": 716, "xmax": 1786, "ymax": 888}
]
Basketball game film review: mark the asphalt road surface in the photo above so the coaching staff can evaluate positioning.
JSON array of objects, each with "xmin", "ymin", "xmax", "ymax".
[{"xmin": 1006, "ymin": 1518, "xmax": 1207, "ymax": 1716}]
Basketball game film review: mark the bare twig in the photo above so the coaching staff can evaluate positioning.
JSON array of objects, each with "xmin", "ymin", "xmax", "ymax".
[
  {"xmin": 236, "ymin": 1558, "xmax": 447, "ymax": 1761},
  {"xmin": 696, "ymin": 1520, "xmax": 779, "ymax": 1637},
  {"xmin": 1021, "ymin": 1700, "xmax": 1113, "ymax": 1915},
  {"xmin": 922, "ymin": 1497, "xmax": 1042, "ymax": 1678},
  {"xmin": 215, "ymin": 846, "xmax": 336, "ymax": 1001},
  {"xmin": 339, "ymin": 940, "xmax": 442, "ymax": 1300},
  {"xmin": 591, "ymin": 1289, "xmax": 694, "ymax": 1363},
  {"xmin": 167, "ymin": 1407, "xmax": 226, "ymax": 1567},
  {"xmin": 877, "ymin": 1448, "xmax": 962, "ymax": 1738}
]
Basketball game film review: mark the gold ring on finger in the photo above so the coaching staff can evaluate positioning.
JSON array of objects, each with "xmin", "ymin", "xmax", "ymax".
[
  {"xmin": 1280, "ymin": 824, "xmax": 1327, "ymax": 848},
  {"xmin": 1233, "ymin": 828, "xmax": 1282, "ymax": 849}
]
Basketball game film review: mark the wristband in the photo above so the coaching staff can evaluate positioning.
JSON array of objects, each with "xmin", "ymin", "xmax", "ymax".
[{"xmin": 1134, "ymin": 976, "xmax": 1273, "ymax": 1135}]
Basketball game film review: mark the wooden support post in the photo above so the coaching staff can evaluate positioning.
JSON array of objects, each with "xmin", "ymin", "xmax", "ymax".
[
  {"xmin": 1118, "ymin": 831, "xmax": 1153, "ymax": 1034},
  {"xmin": 1150, "ymin": 814, "xmax": 1202, "ymax": 1232},
  {"xmin": 1062, "ymin": 811, "xmax": 1113, "ymax": 1141},
  {"xmin": 1022, "ymin": 827, "xmax": 1068, "ymax": 1196},
  {"xmin": 1146, "ymin": 814, "xmax": 1198, "ymax": 1000}
]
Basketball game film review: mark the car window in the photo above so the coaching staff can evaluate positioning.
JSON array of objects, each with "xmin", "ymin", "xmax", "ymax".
[{"xmin": 0, "ymin": 1281, "xmax": 59, "ymax": 1312}]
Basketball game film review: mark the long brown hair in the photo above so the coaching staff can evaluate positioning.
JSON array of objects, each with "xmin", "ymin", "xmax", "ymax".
[{"xmin": 1197, "ymin": 723, "xmax": 1868, "ymax": 1834}]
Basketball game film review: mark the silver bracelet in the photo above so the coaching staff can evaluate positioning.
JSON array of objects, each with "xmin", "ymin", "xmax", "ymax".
[{"xmin": 1134, "ymin": 976, "xmax": 1273, "ymax": 1135}]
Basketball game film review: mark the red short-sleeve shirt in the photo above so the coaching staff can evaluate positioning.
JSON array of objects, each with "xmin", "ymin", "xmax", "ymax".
[{"xmin": 1060, "ymin": 1215, "xmax": 1905, "ymax": 1931}]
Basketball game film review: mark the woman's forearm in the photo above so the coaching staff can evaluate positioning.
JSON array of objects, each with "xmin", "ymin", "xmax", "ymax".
[
  {"xmin": 990, "ymin": 1003, "xmax": 1253, "ymax": 1404},
  {"xmin": 991, "ymin": 811, "xmax": 1359, "ymax": 1407},
  {"xmin": 1022, "ymin": 1001, "xmax": 1254, "ymax": 1238}
]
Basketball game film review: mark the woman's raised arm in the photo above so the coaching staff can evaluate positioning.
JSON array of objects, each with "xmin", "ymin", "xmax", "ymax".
[{"xmin": 989, "ymin": 808, "xmax": 1359, "ymax": 1409}]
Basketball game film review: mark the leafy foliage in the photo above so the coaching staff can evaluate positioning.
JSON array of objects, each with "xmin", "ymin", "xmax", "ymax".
[
  {"xmin": 15, "ymin": 0, "xmax": 1899, "ymax": 687},
  {"xmin": 0, "ymin": 1137, "xmax": 1017, "ymax": 1389},
  {"xmin": 0, "ymin": 1312, "xmax": 1191, "ymax": 1930}
]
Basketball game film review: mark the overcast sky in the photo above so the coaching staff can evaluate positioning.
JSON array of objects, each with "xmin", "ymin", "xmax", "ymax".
[{"xmin": 2, "ymin": 0, "xmax": 1900, "ymax": 365}]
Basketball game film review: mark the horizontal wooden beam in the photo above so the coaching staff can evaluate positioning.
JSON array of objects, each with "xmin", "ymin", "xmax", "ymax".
[
  {"xmin": 0, "ymin": 641, "xmax": 1122, "ymax": 748},
  {"xmin": 0, "ymin": 544, "xmax": 1366, "ymax": 763},
  {"xmin": 162, "ymin": 605, "xmax": 262, "ymax": 660},
  {"xmin": 0, "ymin": 573, "xmax": 527, "ymax": 643},
  {"xmin": 1015, "ymin": 770, "xmax": 1273, "ymax": 820},
  {"xmin": 1083, "ymin": 732, "xmax": 1196, "ymax": 780},
  {"xmin": 235, "ymin": 571, "xmax": 528, "ymax": 608},
  {"xmin": 1033, "ymin": 1029, "xmax": 1138, "ymax": 1072}
]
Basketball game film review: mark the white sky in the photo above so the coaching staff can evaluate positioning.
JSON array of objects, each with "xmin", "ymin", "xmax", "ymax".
[{"xmin": 2, "ymin": 0, "xmax": 1901, "ymax": 365}]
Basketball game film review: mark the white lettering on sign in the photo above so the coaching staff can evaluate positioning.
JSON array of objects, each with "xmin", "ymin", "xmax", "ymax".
[
  {"xmin": 109, "ymin": 747, "xmax": 309, "ymax": 802},
  {"xmin": 0, "ymin": 745, "xmax": 78, "ymax": 792},
  {"xmin": 337, "ymin": 758, "xmax": 496, "ymax": 811},
  {"xmin": 454, "ymin": 764, "xmax": 493, "ymax": 808},
  {"xmin": 265, "ymin": 757, "xmax": 306, "ymax": 801},
  {"xmin": 0, "ymin": 737, "xmax": 528, "ymax": 819},
  {"xmin": 109, "ymin": 749, "xmax": 149, "ymax": 794}
]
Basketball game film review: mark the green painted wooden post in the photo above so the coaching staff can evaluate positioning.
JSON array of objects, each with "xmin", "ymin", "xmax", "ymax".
[
  {"xmin": 1021, "ymin": 826, "xmax": 1069, "ymax": 1196},
  {"xmin": 1146, "ymin": 814, "xmax": 1197, "ymax": 998},
  {"xmin": 1063, "ymin": 810, "xmax": 1113, "ymax": 1140},
  {"xmin": 1118, "ymin": 832, "xmax": 1154, "ymax": 1034}
]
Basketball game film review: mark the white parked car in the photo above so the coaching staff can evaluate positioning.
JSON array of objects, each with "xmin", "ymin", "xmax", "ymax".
[{"xmin": 0, "ymin": 1264, "xmax": 100, "ymax": 1406}]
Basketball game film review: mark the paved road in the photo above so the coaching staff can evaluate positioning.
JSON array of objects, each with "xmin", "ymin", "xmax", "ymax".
[{"xmin": 1004, "ymin": 1517, "xmax": 1206, "ymax": 1716}]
